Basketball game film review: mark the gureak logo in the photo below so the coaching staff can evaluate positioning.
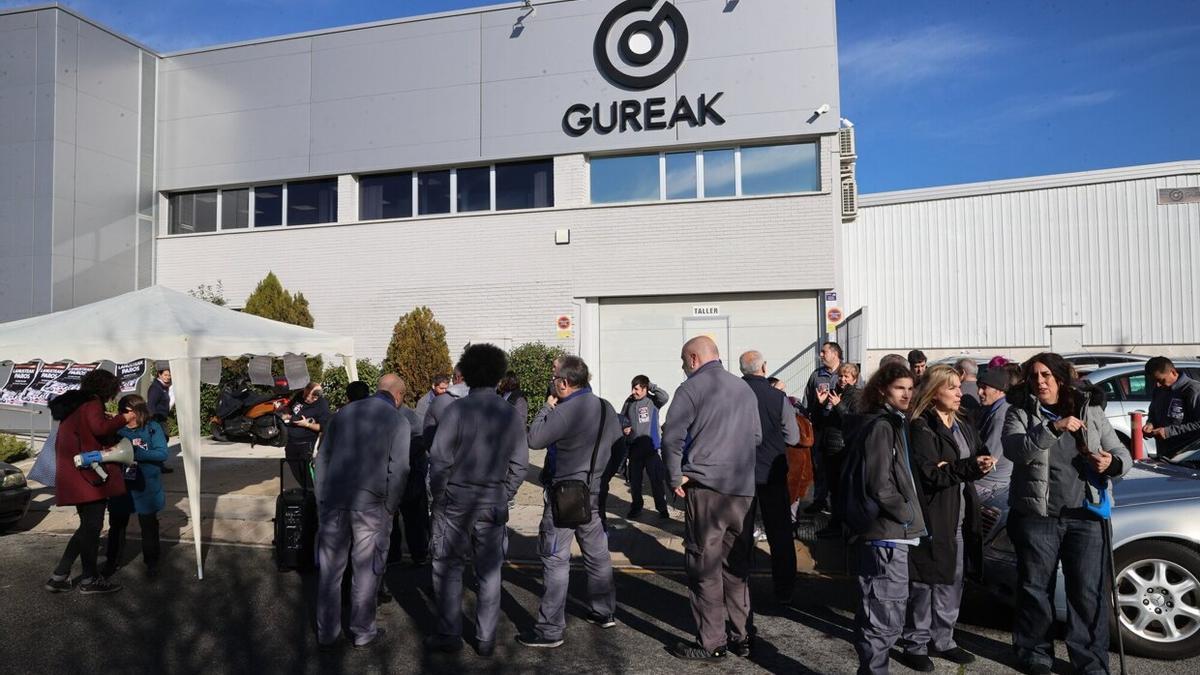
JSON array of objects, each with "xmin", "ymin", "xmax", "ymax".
[{"xmin": 563, "ymin": 0, "xmax": 725, "ymax": 137}]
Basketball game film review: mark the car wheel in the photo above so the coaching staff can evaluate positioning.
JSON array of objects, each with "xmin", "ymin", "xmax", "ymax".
[{"xmin": 1113, "ymin": 540, "xmax": 1200, "ymax": 659}]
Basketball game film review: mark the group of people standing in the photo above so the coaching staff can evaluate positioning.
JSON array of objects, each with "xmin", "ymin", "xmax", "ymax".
[{"xmin": 41, "ymin": 339, "xmax": 1200, "ymax": 674}]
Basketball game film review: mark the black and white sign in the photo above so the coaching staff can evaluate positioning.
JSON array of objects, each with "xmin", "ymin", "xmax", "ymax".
[
  {"xmin": 20, "ymin": 361, "xmax": 70, "ymax": 406},
  {"xmin": 0, "ymin": 361, "xmax": 42, "ymax": 406},
  {"xmin": 118, "ymin": 360, "xmax": 148, "ymax": 394},
  {"xmin": 692, "ymin": 305, "xmax": 720, "ymax": 316},
  {"xmin": 41, "ymin": 362, "xmax": 99, "ymax": 398}
]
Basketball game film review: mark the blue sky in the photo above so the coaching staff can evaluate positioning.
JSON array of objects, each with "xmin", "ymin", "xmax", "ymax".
[{"xmin": 6, "ymin": 0, "xmax": 1198, "ymax": 193}]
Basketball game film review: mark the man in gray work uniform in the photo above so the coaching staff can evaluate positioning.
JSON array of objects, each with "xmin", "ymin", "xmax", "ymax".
[
  {"xmin": 662, "ymin": 336, "xmax": 762, "ymax": 661},
  {"xmin": 424, "ymin": 344, "xmax": 529, "ymax": 657},
  {"xmin": 739, "ymin": 350, "xmax": 801, "ymax": 607},
  {"xmin": 519, "ymin": 355, "xmax": 623, "ymax": 649},
  {"xmin": 315, "ymin": 374, "xmax": 411, "ymax": 649}
]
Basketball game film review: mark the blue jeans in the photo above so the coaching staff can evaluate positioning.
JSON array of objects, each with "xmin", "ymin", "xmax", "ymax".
[{"xmin": 1008, "ymin": 511, "xmax": 1110, "ymax": 674}]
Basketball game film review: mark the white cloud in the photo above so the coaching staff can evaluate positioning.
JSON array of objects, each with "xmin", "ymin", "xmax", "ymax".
[{"xmin": 840, "ymin": 24, "xmax": 1004, "ymax": 93}]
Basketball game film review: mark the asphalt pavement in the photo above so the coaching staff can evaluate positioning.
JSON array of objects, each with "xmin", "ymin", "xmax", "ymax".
[{"xmin": 2, "ymin": 532, "xmax": 1197, "ymax": 674}]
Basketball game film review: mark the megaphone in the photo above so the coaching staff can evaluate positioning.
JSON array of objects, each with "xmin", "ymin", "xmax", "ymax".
[{"xmin": 74, "ymin": 438, "xmax": 136, "ymax": 484}]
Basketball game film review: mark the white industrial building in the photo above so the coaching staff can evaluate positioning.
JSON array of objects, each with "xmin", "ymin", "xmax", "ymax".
[
  {"xmin": 1, "ymin": 0, "xmax": 1198, "ymax": 410},
  {"xmin": 843, "ymin": 161, "xmax": 1200, "ymax": 371}
]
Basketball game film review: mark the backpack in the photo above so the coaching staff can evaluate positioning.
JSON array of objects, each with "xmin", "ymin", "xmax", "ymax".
[{"xmin": 833, "ymin": 416, "xmax": 886, "ymax": 535}]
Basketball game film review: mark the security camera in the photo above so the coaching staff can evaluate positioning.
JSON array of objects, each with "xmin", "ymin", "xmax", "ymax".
[
  {"xmin": 814, "ymin": 103, "xmax": 831, "ymax": 115},
  {"xmin": 840, "ymin": 117, "xmax": 854, "ymax": 128}
]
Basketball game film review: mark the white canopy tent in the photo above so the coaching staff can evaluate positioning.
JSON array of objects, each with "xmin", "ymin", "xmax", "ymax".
[{"xmin": 0, "ymin": 285, "xmax": 357, "ymax": 579}]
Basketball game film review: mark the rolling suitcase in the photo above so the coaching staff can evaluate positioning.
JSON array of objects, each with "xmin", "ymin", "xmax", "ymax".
[{"xmin": 274, "ymin": 459, "xmax": 316, "ymax": 572}]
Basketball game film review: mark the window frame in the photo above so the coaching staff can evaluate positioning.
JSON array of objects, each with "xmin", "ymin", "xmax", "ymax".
[{"xmin": 588, "ymin": 141, "xmax": 822, "ymax": 206}]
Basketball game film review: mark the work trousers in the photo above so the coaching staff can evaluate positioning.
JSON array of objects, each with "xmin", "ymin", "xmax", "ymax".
[
  {"xmin": 855, "ymin": 542, "xmax": 910, "ymax": 675},
  {"xmin": 900, "ymin": 529, "xmax": 963, "ymax": 655},
  {"xmin": 535, "ymin": 492, "xmax": 615, "ymax": 640},
  {"xmin": 597, "ymin": 443, "xmax": 627, "ymax": 529},
  {"xmin": 1009, "ymin": 511, "xmax": 1111, "ymax": 674},
  {"xmin": 104, "ymin": 511, "xmax": 161, "ymax": 571},
  {"xmin": 430, "ymin": 500, "xmax": 509, "ymax": 644},
  {"xmin": 752, "ymin": 455, "xmax": 796, "ymax": 600},
  {"xmin": 316, "ymin": 504, "xmax": 392, "ymax": 646},
  {"xmin": 627, "ymin": 439, "xmax": 668, "ymax": 512},
  {"xmin": 388, "ymin": 491, "xmax": 430, "ymax": 564},
  {"xmin": 683, "ymin": 485, "xmax": 754, "ymax": 652},
  {"xmin": 53, "ymin": 500, "xmax": 107, "ymax": 580}
]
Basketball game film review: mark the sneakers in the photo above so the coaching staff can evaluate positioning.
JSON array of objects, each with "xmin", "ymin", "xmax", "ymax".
[
  {"xmin": 932, "ymin": 647, "xmax": 975, "ymax": 664},
  {"xmin": 353, "ymin": 627, "xmax": 386, "ymax": 649},
  {"xmin": 476, "ymin": 640, "xmax": 495, "ymax": 658},
  {"xmin": 516, "ymin": 634, "xmax": 564, "ymax": 649},
  {"xmin": 78, "ymin": 577, "xmax": 122, "ymax": 595},
  {"xmin": 727, "ymin": 637, "xmax": 754, "ymax": 657},
  {"xmin": 896, "ymin": 652, "xmax": 935, "ymax": 672},
  {"xmin": 423, "ymin": 634, "xmax": 464, "ymax": 653},
  {"xmin": 585, "ymin": 612, "xmax": 617, "ymax": 629},
  {"xmin": 626, "ymin": 506, "xmax": 644, "ymax": 518},
  {"xmin": 44, "ymin": 577, "xmax": 72, "ymax": 593},
  {"xmin": 657, "ymin": 508, "xmax": 670, "ymax": 519},
  {"xmin": 671, "ymin": 641, "xmax": 727, "ymax": 661},
  {"xmin": 1020, "ymin": 661, "xmax": 1052, "ymax": 675}
]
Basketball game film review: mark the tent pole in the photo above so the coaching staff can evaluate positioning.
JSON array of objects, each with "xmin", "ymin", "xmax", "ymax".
[{"xmin": 169, "ymin": 356, "xmax": 205, "ymax": 580}]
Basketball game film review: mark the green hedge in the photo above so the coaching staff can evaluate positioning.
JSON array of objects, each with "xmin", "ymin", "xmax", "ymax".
[
  {"xmin": 508, "ymin": 342, "xmax": 569, "ymax": 425},
  {"xmin": 0, "ymin": 434, "xmax": 30, "ymax": 463}
]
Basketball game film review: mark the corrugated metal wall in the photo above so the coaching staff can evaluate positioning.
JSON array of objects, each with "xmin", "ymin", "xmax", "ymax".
[{"xmin": 843, "ymin": 167, "xmax": 1200, "ymax": 350}]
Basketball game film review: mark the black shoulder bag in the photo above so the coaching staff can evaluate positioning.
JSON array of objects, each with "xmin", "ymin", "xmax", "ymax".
[{"xmin": 550, "ymin": 401, "xmax": 606, "ymax": 529}]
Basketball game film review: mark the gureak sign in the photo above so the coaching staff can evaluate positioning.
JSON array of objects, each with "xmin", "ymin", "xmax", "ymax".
[{"xmin": 564, "ymin": 0, "xmax": 724, "ymax": 137}]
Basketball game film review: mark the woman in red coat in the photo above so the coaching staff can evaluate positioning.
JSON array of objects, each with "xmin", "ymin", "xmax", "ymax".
[{"xmin": 45, "ymin": 369, "xmax": 135, "ymax": 595}]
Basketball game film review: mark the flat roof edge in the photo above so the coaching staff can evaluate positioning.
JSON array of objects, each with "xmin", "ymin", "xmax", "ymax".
[
  {"xmin": 859, "ymin": 160, "xmax": 1200, "ymax": 208},
  {"xmin": 0, "ymin": 2, "xmax": 159, "ymax": 55},
  {"xmin": 159, "ymin": 0, "xmax": 575, "ymax": 58}
]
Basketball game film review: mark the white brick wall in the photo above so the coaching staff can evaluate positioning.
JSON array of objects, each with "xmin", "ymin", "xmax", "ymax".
[{"xmin": 157, "ymin": 139, "xmax": 839, "ymax": 362}]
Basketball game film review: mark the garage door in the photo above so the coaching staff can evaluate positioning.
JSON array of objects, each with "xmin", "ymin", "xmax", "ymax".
[{"xmin": 596, "ymin": 292, "xmax": 819, "ymax": 414}]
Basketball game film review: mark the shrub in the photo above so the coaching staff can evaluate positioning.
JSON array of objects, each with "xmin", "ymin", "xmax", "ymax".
[
  {"xmin": 188, "ymin": 281, "xmax": 227, "ymax": 306},
  {"xmin": 382, "ymin": 307, "xmax": 452, "ymax": 407},
  {"xmin": 243, "ymin": 272, "xmax": 313, "ymax": 327},
  {"xmin": 320, "ymin": 359, "xmax": 382, "ymax": 410},
  {"xmin": 508, "ymin": 342, "xmax": 569, "ymax": 424},
  {"xmin": 0, "ymin": 434, "xmax": 30, "ymax": 463}
]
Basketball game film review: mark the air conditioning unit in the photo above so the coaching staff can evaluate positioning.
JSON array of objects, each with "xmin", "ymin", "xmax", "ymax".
[
  {"xmin": 841, "ymin": 176, "xmax": 858, "ymax": 220},
  {"xmin": 839, "ymin": 127, "xmax": 856, "ymax": 162},
  {"xmin": 840, "ymin": 161, "xmax": 855, "ymax": 179}
]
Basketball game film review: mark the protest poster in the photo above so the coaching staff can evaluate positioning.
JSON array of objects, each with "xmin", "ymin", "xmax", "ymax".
[
  {"xmin": 0, "ymin": 361, "xmax": 42, "ymax": 406},
  {"xmin": 41, "ymin": 362, "xmax": 100, "ymax": 398},
  {"xmin": 20, "ymin": 361, "xmax": 70, "ymax": 406},
  {"xmin": 117, "ymin": 359, "xmax": 147, "ymax": 393}
]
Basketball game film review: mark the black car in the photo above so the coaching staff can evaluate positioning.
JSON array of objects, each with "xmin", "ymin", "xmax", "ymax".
[{"xmin": 0, "ymin": 461, "xmax": 32, "ymax": 532}]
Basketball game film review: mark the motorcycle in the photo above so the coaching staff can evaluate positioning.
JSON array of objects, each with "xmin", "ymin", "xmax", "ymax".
[{"xmin": 209, "ymin": 377, "xmax": 290, "ymax": 447}]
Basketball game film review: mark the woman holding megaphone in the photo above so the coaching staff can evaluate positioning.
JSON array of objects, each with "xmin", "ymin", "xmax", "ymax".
[
  {"xmin": 44, "ymin": 369, "xmax": 136, "ymax": 595},
  {"xmin": 101, "ymin": 394, "xmax": 169, "ymax": 580}
]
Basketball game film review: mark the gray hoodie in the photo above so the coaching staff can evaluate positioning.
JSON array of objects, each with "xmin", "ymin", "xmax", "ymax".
[
  {"xmin": 527, "ymin": 388, "xmax": 623, "ymax": 493},
  {"xmin": 662, "ymin": 360, "xmax": 762, "ymax": 497},
  {"xmin": 427, "ymin": 388, "xmax": 529, "ymax": 508}
]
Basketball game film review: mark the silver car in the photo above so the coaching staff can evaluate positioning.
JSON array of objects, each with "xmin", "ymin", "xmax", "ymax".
[
  {"xmin": 981, "ymin": 441, "xmax": 1200, "ymax": 660},
  {"xmin": 1084, "ymin": 361, "xmax": 1200, "ymax": 457}
]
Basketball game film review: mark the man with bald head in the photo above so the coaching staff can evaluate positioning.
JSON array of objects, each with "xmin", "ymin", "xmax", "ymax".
[
  {"xmin": 662, "ymin": 336, "xmax": 763, "ymax": 661},
  {"xmin": 739, "ymin": 350, "xmax": 801, "ymax": 605},
  {"xmin": 315, "ymin": 372, "xmax": 412, "ymax": 649}
]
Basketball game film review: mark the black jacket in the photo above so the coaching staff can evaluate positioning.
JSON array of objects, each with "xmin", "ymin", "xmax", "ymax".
[
  {"xmin": 853, "ymin": 408, "xmax": 927, "ymax": 543},
  {"xmin": 907, "ymin": 410, "xmax": 986, "ymax": 585}
]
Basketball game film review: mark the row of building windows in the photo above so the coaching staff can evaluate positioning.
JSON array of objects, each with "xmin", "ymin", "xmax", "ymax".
[
  {"xmin": 168, "ymin": 180, "xmax": 337, "ymax": 234},
  {"xmin": 589, "ymin": 142, "xmax": 819, "ymax": 205},
  {"xmin": 166, "ymin": 144, "xmax": 817, "ymax": 235},
  {"xmin": 167, "ymin": 159, "xmax": 555, "ymax": 234},
  {"xmin": 359, "ymin": 159, "xmax": 553, "ymax": 220}
]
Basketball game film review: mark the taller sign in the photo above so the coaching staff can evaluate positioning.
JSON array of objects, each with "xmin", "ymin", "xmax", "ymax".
[{"xmin": 564, "ymin": 0, "xmax": 724, "ymax": 137}]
